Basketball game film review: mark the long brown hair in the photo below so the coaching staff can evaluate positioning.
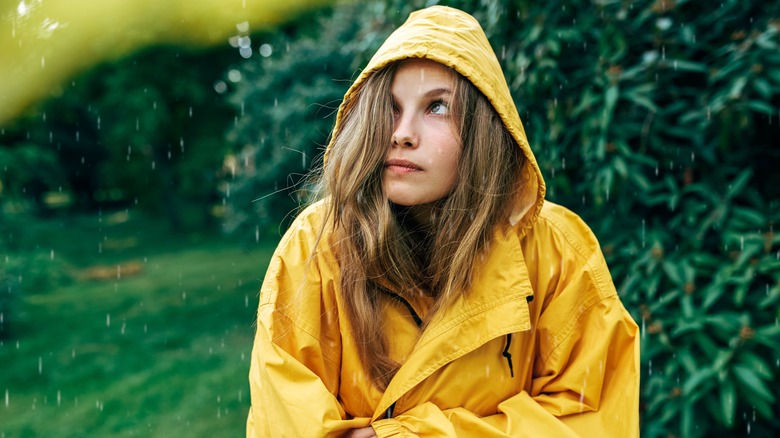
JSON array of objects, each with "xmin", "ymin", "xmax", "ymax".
[{"xmin": 314, "ymin": 60, "xmax": 525, "ymax": 389}]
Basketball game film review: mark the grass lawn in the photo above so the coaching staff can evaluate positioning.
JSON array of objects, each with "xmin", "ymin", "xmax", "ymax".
[{"xmin": 1, "ymin": 209, "xmax": 277, "ymax": 437}]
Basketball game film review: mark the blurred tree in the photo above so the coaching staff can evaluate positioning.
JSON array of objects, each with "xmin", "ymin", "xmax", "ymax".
[
  {"xmin": 227, "ymin": 0, "xmax": 780, "ymax": 436},
  {"xmin": 224, "ymin": 1, "xmax": 427, "ymax": 234},
  {"xmin": 1, "ymin": 45, "xmax": 238, "ymax": 230}
]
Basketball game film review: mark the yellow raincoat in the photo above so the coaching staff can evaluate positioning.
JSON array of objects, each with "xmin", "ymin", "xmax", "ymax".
[{"xmin": 247, "ymin": 6, "xmax": 639, "ymax": 437}]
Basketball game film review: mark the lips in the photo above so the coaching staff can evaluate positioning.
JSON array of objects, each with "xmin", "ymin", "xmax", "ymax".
[{"xmin": 385, "ymin": 158, "xmax": 423, "ymax": 172}]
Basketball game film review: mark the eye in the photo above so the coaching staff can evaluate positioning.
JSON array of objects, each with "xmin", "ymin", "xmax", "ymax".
[{"xmin": 429, "ymin": 100, "xmax": 449, "ymax": 115}]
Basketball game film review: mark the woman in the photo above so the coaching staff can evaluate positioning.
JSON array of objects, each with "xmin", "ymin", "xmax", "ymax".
[{"xmin": 247, "ymin": 6, "xmax": 639, "ymax": 437}]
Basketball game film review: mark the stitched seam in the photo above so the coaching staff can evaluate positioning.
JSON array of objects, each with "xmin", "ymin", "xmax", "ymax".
[{"xmin": 536, "ymin": 209, "xmax": 616, "ymax": 366}]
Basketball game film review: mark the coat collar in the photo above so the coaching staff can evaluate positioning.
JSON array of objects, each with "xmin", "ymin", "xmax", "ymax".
[{"xmin": 372, "ymin": 225, "xmax": 534, "ymax": 420}]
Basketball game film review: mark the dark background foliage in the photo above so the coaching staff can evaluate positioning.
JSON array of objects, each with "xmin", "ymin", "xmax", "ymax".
[{"xmin": 2, "ymin": 0, "xmax": 779, "ymax": 436}]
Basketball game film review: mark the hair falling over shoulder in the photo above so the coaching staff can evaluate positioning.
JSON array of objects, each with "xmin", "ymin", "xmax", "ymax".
[{"xmin": 311, "ymin": 61, "xmax": 526, "ymax": 390}]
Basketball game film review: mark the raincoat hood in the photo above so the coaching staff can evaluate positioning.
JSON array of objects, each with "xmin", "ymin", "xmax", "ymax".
[{"xmin": 328, "ymin": 5, "xmax": 546, "ymax": 231}]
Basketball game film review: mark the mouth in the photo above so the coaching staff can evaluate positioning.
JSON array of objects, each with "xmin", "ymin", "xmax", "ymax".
[{"xmin": 385, "ymin": 158, "xmax": 423, "ymax": 172}]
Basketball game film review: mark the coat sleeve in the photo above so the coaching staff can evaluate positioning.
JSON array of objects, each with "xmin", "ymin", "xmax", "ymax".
[
  {"xmin": 246, "ymin": 211, "xmax": 371, "ymax": 437},
  {"xmin": 371, "ymin": 208, "xmax": 640, "ymax": 438}
]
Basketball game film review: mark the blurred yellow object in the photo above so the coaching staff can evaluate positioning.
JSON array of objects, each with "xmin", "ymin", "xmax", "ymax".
[{"xmin": 0, "ymin": 0, "xmax": 336, "ymax": 125}]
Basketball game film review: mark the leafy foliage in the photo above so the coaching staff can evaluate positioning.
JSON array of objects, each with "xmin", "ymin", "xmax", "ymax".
[
  {"xmin": 228, "ymin": 0, "xmax": 780, "ymax": 435},
  {"xmin": 1, "ymin": 45, "xmax": 237, "ymax": 230}
]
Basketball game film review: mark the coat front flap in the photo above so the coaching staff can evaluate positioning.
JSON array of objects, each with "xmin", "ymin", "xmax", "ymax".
[{"xmin": 373, "ymin": 226, "xmax": 534, "ymax": 420}]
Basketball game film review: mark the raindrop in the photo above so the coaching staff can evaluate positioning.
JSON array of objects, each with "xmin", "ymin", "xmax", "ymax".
[
  {"xmin": 259, "ymin": 44, "xmax": 273, "ymax": 58},
  {"xmin": 76, "ymin": 131, "xmax": 80, "ymax": 142},
  {"xmin": 182, "ymin": 291, "xmax": 187, "ymax": 301},
  {"xmin": 17, "ymin": 1, "xmax": 29, "ymax": 16},
  {"xmin": 255, "ymin": 226, "xmax": 259, "ymax": 242},
  {"xmin": 245, "ymin": 294, "xmax": 249, "ymax": 308},
  {"xmin": 106, "ymin": 313, "xmax": 111, "ymax": 327},
  {"xmin": 5, "ymin": 388, "xmax": 8, "ymax": 407},
  {"xmin": 97, "ymin": 116, "xmax": 101, "ymax": 130},
  {"xmin": 239, "ymin": 46, "xmax": 252, "ymax": 58},
  {"xmin": 656, "ymin": 17, "xmax": 673, "ymax": 31},
  {"xmin": 38, "ymin": 356, "xmax": 42, "ymax": 374},
  {"xmin": 152, "ymin": 161, "xmax": 156, "ymax": 170},
  {"xmin": 214, "ymin": 80, "xmax": 228, "ymax": 94},
  {"xmin": 57, "ymin": 390, "xmax": 61, "ymax": 407},
  {"xmin": 50, "ymin": 249, "xmax": 54, "ymax": 260},
  {"xmin": 188, "ymin": 107, "xmax": 193, "ymax": 118},
  {"xmin": 236, "ymin": 21, "xmax": 250, "ymax": 33},
  {"xmin": 227, "ymin": 69, "xmax": 242, "ymax": 82},
  {"xmin": 41, "ymin": 56, "xmax": 45, "ymax": 68},
  {"xmin": 641, "ymin": 219, "xmax": 646, "ymax": 248},
  {"xmin": 121, "ymin": 321, "xmax": 126, "ymax": 335}
]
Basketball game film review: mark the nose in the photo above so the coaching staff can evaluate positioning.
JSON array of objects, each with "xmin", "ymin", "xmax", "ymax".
[{"xmin": 392, "ymin": 112, "xmax": 418, "ymax": 148}]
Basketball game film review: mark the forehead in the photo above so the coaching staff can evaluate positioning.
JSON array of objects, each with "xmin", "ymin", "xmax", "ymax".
[{"xmin": 392, "ymin": 59, "xmax": 456, "ymax": 88}]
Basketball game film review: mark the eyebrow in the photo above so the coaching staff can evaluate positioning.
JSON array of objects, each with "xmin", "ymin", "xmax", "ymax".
[
  {"xmin": 422, "ymin": 88, "xmax": 452, "ymax": 98},
  {"xmin": 392, "ymin": 87, "xmax": 452, "ymax": 102}
]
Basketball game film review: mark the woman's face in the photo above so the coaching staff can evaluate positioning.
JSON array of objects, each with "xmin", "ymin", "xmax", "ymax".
[{"xmin": 382, "ymin": 59, "xmax": 461, "ymax": 213}]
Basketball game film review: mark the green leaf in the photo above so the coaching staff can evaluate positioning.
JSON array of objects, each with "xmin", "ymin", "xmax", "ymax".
[
  {"xmin": 662, "ymin": 260, "xmax": 684, "ymax": 286},
  {"xmin": 683, "ymin": 367, "xmax": 715, "ymax": 395},
  {"xmin": 667, "ymin": 59, "xmax": 708, "ymax": 73},
  {"xmin": 720, "ymin": 378, "xmax": 736, "ymax": 428},
  {"xmin": 745, "ymin": 100, "xmax": 776, "ymax": 115},
  {"xmin": 735, "ymin": 350, "xmax": 774, "ymax": 380},
  {"xmin": 732, "ymin": 364, "xmax": 775, "ymax": 403},
  {"xmin": 758, "ymin": 285, "xmax": 780, "ymax": 309},
  {"xmin": 726, "ymin": 169, "xmax": 753, "ymax": 199},
  {"xmin": 753, "ymin": 78, "xmax": 773, "ymax": 99}
]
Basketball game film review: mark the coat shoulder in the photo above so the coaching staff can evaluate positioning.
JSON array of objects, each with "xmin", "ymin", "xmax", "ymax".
[{"xmin": 525, "ymin": 200, "xmax": 616, "ymax": 300}]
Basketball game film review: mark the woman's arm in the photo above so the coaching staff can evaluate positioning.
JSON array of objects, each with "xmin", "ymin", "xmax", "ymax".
[
  {"xmin": 370, "ymin": 294, "xmax": 639, "ymax": 437},
  {"xmin": 246, "ymin": 206, "xmax": 373, "ymax": 437}
]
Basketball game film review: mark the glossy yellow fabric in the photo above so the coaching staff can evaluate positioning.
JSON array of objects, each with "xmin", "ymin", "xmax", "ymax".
[{"xmin": 247, "ymin": 5, "xmax": 639, "ymax": 437}]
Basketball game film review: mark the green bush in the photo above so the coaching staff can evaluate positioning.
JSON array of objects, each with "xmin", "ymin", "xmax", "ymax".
[
  {"xmin": 0, "ymin": 214, "xmax": 74, "ymax": 339},
  {"xmin": 228, "ymin": 0, "xmax": 780, "ymax": 435}
]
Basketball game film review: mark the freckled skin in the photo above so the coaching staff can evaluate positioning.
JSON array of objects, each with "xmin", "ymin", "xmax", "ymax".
[{"xmin": 383, "ymin": 59, "xmax": 461, "ymax": 218}]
